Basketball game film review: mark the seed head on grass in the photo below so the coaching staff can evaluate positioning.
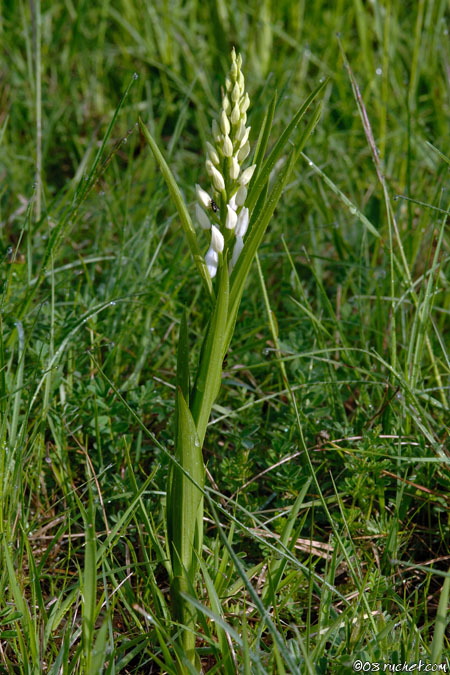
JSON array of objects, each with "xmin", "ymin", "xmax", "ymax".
[{"xmin": 194, "ymin": 48, "xmax": 255, "ymax": 278}]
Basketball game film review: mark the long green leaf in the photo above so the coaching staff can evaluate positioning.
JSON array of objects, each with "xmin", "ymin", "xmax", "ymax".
[
  {"xmin": 191, "ymin": 259, "xmax": 229, "ymax": 446},
  {"xmin": 167, "ymin": 387, "xmax": 204, "ymax": 665},
  {"xmin": 138, "ymin": 117, "xmax": 214, "ymax": 302}
]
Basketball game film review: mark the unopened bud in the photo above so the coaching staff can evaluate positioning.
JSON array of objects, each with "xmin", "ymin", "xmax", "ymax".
[
  {"xmin": 206, "ymin": 141, "xmax": 220, "ymax": 166},
  {"xmin": 231, "ymin": 103, "xmax": 240, "ymax": 125},
  {"xmin": 225, "ymin": 77, "xmax": 232, "ymax": 92},
  {"xmin": 210, "ymin": 165, "xmax": 225, "ymax": 192},
  {"xmin": 239, "ymin": 164, "xmax": 256, "ymax": 186},
  {"xmin": 196, "ymin": 184, "xmax": 211, "ymax": 209},
  {"xmin": 211, "ymin": 224, "xmax": 224, "ymax": 252},
  {"xmin": 222, "ymin": 134, "xmax": 233, "ymax": 157},
  {"xmin": 241, "ymin": 93, "xmax": 250, "ymax": 113},
  {"xmin": 220, "ymin": 110, "xmax": 230, "ymax": 136},
  {"xmin": 239, "ymin": 126, "xmax": 250, "ymax": 147},
  {"xmin": 222, "ymin": 95, "xmax": 231, "ymax": 115},
  {"xmin": 235, "ymin": 185, "xmax": 247, "ymax": 206},
  {"xmin": 238, "ymin": 71, "xmax": 245, "ymax": 94},
  {"xmin": 226, "ymin": 204, "xmax": 238, "ymax": 230},
  {"xmin": 195, "ymin": 203, "xmax": 211, "ymax": 230},
  {"xmin": 231, "ymin": 82, "xmax": 240, "ymax": 103},
  {"xmin": 236, "ymin": 53, "xmax": 242, "ymax": 69},
  {"xmin": 235, "ymin": 120, "xmax": 246, "ymax": 143},
  {"xmin": 238, "ymin": 141, "xmax": 250, "ymax": 162},
  {"xmin": 229, "ymin": 155, "xmax": 240, "ymax": 180},
  {"xmin": 230, "ymin": 61, "xmax": 237, "ymax": 78}
]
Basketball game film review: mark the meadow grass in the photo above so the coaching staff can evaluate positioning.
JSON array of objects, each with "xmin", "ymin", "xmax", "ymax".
[{"xmin": 0, "ymin": 0, "xmax": 449, "ymax": 672}]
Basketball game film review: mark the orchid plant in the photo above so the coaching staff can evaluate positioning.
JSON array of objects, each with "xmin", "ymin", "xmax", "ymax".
[{"xmin": 139, "ymin": 49, "xmax": 326, "ymax": 670}]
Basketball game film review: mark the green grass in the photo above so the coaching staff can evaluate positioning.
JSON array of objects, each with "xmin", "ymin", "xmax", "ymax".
[{"xmin": 1, "ymin": 0, "xmax": 449, "ymax": 672}]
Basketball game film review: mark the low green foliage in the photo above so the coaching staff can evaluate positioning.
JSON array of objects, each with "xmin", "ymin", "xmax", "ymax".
[{"xmin": 0, "ymin": 0, "xmax": 449, "ymax": 672}]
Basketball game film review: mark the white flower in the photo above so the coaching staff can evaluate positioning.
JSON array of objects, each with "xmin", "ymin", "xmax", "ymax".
[
  {"xmin": 235, "ymin": 207, "xmax": 249, "ymax": 237},
  {"xmin": 220, "ymin": 110, "xmax": 230, "ymax": 136},
  {"xmin": 231, "ymin": 82, "xmax": 240, "ymax": 103},
  {"xmin": 195, "ymin": 204, "xmax": 211, "ymax": 230},
  {"xmin": 230, "ymin": 236, "xmax": 244, "ymax": 270},
  {"xmin": 206, "ymin": 141, "xmax": 220, "ymax": 166},
  {"xmin": 222, "ymin": 95, "xmax": 231, "ymax": 115},
  {"xmin": 196, "ymin": 184, "xmax": 211, "ymax": 209},
  {"xmin": 239, "ymin": 164, "xmax": 256, "ymax": 186},
  {"xmin": 229, "ymin": 155, "xmax": 240, "ymax": 180},
  {"xmin": 210, "ymin": 225, "xmax": 224, "ymax": 252},
  {"xmin": 235, "ymin": 185, "xmax": 247, "ymax": 206},
  {"xmin": 210, "ymin": 165, "xmax": 225, "ymax": 192},
  {"xmin": 222, "ymin": 134, "xmax": 233, "ymax": 157},
  {"xmin": 238, "ymin": 141, "xmax": 250, "ymax": 162},
  {"xmin": 239, "ymin": 126, "xmax": 250, "ymax": 147},
  {"xmin": 228, "ymin": 193, "xmax": 237, "ymax": 211},
  {"xmin": 205, "ymin": 246, "xmax": 219, "ymax": 278},
  {"xmin": 231, "ymin": 103, "xmax": 240, "ymax": 125},
  {"xmin": 225, "ymin": 204, "xmax": 238, "ymax": 230}
]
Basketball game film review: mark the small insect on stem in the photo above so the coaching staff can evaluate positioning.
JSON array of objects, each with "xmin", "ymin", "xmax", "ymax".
[{"xmin": 210, "ymin": 199, "xmax": 219, "ymax": 213}]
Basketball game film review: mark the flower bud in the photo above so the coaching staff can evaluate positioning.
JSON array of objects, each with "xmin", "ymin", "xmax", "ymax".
[
  {"xmin": 225, "ymin": 77, "xmax": 232, "ymax": 92},
  {"xmin": 210, "ymin": 165, "xmax": 225, "ymax": 192},
  {"xmin": 206, "ymin": 141, "xmax": 220, "ymax": 166},
  {"xmin": 231, "ymin": 82, "xmax": 240, "ymax": 103},
  {"xmin": 222, "ymin": 134, "xmax": 233, "ymax": 157},
  {"xmin": 235, "ymin": 206, "xmax": 249, "ymax": 237},
  {"xmin": 211, "ymin": 224, "xmax": 224, "ymax": 252},
  {"xmin": 231, "ymin": 46, "xmax": 237, "ymax": 62},
  {"xmin": 235, "ymin": 120, "xmax": 246, "ymax": 143},
  {"xmin": 196, "ymin": 184, "xmax": 211, "ymax": 209},
  {"xmin": 238, "ymin": 71, "xmax": 245, "ymax": 94},
  {"xmin": 220, "ymin": 110, "xmax": 230, "ymax": 136},
  {"xmin": 238, "ymin": 141, "xmax": 250, "ymax": 162},
  {"xmin": 239, "ymin": 125, "xmax": 250, "ymax": 147},
  {"xmin": 195, "ymin": 203, "xmax": 211, "ymax": 230},
  {"xmin": 239, "ymin": 164, "xmax": 256, "ymax": 186},
  {"xmin": 231, "ymin": 103, "xmax": 240, "ymax": 125},
  {"xmin": 229, "ymin": 155, "xmax": 240, "ymax": 180},
  {"xmin": 236, "ymin": 53, "xmax": 242, "ymax": 69},
  {"xmin": 241, "ymin": 92, "xmax": 250, "ymax": 113},
  {"xmin": 205, "ymin": 159, "xmax": 214, "ymax": 175},
  {"xmin": 225, "ymin": 204, "xmax": 238, "ymax": 230},
  {"xmin": 230, "ymin": 61, "xmax": 237, "ymax": 78},
  {"xmin": 235, "ymin": 185, "xmax": 247, "ymax": 206},
  {"xmin": 205, "ymin": 246, "xmax": 219, "ymax": 278},
  {"xmin": 222, "ymin": 95, "xmax": 231, "ymax": 115}
]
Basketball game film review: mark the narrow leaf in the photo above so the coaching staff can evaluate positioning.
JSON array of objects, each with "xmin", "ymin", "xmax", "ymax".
[{"xmin": 191, "ymin": 259, "xmax": 229, "ymax": 446}]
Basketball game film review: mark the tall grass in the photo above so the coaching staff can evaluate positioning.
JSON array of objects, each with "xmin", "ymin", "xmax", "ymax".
[{"xmin": 0, "ymin": 0, "xmax": 449, "ymax": 672}]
